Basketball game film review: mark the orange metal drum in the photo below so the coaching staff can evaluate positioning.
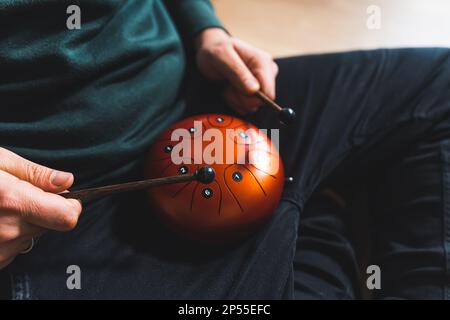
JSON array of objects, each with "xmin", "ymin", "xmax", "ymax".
[{"xmin": 144, "ymin": 114, "xmax": 284, "ymax": 244}]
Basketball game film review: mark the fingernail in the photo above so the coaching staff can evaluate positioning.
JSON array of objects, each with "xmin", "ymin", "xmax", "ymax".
[
  {"xmin": 51, "ymin": 171, "xmax": 72, "ymax": 187},
  {"xmin": 244, "ymin": 79, "xmax": 259, "ymax": 91}
]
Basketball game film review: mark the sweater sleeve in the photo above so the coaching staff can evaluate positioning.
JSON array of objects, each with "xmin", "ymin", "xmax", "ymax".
[{"xmin": 163, "ymin": 0, "xmax": 225, "ymax": 39}]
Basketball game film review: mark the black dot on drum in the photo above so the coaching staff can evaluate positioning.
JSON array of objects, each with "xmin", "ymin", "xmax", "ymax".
[
  {"xmin": 232, "ymin": 171, "xmax": 243, "ymax": 182},
  {"xmin": 189, "ymin": 127, "xmax": 196, "ymax": 134},
  {"xmin": 178, "ymin": 166, "xmax": 188, "ymax": 175},
  {"xmin": 164, "ymin": 145, "xmax": 173, "ymax": 153},
  {"xmin": 202, "ymin": 188, "xmax": 213, "ymax": 199},
  {"xmin": 216, "ymin": 117, "xmax": 224, "ymax": 123}
]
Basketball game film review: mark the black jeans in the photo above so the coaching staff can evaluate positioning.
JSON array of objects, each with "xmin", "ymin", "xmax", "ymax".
[{"xmin": 2, "ymin": 48, "xmax": 450, "ymax": 299}]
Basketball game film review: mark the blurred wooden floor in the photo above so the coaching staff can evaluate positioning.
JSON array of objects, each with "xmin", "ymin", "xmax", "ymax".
[{"xmin": 212, "ymin": 0, "xmax": 450, "ymax": 57}]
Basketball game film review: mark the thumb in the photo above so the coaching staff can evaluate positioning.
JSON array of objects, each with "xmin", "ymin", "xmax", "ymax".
[{"xmin": 0, "ymin": 147, "xmax": 74, "ymax": 193}]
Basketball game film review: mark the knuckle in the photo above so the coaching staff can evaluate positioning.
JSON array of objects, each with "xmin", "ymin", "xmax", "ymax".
[
  {"xmin": 253, "ymin": 68, "xmax": 264, "ymax": 77},
  {"xmin": 209, "ymin": 42, "xmax": 232, "ymax": 57},
  {"xmin": 26, "ymin": 163, "xmax": 51, "ymax": 186},
  {"xmin": 253, "ymin": 69, "xmax": 269, "ymax": 83},
  {"xmin": 25, "ymin": 163, "xmax": 37, "ymax": 182}
]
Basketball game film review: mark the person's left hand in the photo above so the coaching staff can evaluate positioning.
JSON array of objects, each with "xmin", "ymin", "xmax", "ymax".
[{"xmin": 195, "ymin": 28, "xmax": 278, "ymax": 115}]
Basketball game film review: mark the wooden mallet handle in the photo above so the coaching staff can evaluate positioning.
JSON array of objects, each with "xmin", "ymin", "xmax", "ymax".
[{"xmin": 60, "ymin": 167, "xmax": 215, "ymax": 201}]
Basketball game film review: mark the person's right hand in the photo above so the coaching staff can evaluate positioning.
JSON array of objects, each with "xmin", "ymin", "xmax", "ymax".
[{"xmin": 0, "ymin": 147, "xmax": 82, "ymax": 270}]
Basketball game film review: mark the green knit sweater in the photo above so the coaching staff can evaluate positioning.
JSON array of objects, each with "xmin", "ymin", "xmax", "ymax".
[{"xmin": 0, "ymin": 0, "xmax": 222, "ymax": 187}]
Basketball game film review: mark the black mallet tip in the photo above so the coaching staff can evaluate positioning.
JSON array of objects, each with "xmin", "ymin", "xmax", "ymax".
[
  {"xmin": 195, "ymin": 167, "xmax": 215, "ymax": 184},
  {"xmin": 279, "ymin": 108, "xmax": 296, "ymax": 125}
]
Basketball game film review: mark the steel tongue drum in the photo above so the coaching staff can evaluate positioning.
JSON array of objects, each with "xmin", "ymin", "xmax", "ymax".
[{"xmin": 144, "ymin": 114, "xmax": 284, "ymax": 244}]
